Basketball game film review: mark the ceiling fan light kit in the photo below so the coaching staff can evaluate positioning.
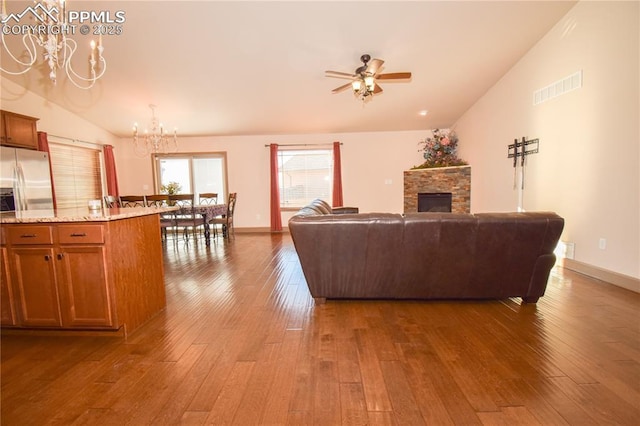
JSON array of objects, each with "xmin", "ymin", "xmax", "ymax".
[{"xmin": 326, "ymin": 54, "xmax": 411, "ymax": 101}]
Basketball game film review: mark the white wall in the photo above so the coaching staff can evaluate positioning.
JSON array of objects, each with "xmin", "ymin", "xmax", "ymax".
[
  {"xmin": 114, "ymin": 130, "xmax": 427, "ymax": 228},
  {"xmin": 454, "ymin": 1, "xmax": 639, "ymax": 279}
]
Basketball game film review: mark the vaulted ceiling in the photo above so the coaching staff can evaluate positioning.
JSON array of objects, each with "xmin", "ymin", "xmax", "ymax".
[{"xmin": 1, "ymin": 1, "xmax": 576, "ymax": 138}]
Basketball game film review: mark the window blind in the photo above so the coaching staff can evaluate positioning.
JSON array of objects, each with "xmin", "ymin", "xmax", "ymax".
[
  {"xmin": 49, "ymin": 143, "xmax": 102, "ymax": 209},
  {"xmin": 277, "ymin": 149, "xmax": 332, "ymax": 208}
]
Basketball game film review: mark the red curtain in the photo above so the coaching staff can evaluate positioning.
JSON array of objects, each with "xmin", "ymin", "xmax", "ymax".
[
  {"xmin": 37, "ymin": 131, "xmax": 57, "ymax": 208},
  {"xmin": 270, "ymin": 144, "xmax": 282, "ymax": 231},
  {"xmin": 103, "ymin": 145, "xmax": 120, "ymax": 198},
  {"xmin": 332, "ymin": 141, "xmax": 343, "ymax": 207}
]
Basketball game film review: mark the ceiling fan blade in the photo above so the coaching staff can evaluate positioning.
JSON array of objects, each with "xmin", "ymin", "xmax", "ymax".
[
  {"xmin": 366, "ymin": 58, "xmax": 384, "ymax": 75},
  {"xmin": 373, "ymin": 83, "xmax": 383, "ymax": 94},
  {"xmin": 332, "ymin": 82, "xmax": 352, "ymax": 94},
  {"xmin": 376, "ymin": 72, "xmax": 412, "ymax": 80},
  {"xmin": 325, "ymin": 70, "xmax": 357, "ymax": 79}
]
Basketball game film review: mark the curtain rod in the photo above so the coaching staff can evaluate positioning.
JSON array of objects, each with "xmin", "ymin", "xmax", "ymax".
[
  {"xmin": 263, "ymin": 142, "xmax": 342, "ymax": 147},
  {"xmin": 49, "ymin": 134, "xmax": 91, "ymax": 144},
  {"xmin": 48, "ymin": 134, "xmax": 105, "ymax": 150}
]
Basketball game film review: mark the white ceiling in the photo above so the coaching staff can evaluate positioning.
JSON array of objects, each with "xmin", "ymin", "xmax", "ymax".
[{"xmin": 1, "ymin": 1, "xmax": 577, "ymax": 138}]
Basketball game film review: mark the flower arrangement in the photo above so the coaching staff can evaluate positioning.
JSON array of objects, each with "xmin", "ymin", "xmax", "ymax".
[
  {"xmin": 160, "ymin": 181, "xmax": 182, "ymax": 195},
  {"xmin": 413, "ymin": 128, "xmax": 467, "ymax": 169}
]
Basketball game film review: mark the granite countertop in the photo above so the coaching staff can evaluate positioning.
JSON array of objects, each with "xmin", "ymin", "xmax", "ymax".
[{"xmin": 0, "ymin": 206, "xmax": 179, "ymax": 224}]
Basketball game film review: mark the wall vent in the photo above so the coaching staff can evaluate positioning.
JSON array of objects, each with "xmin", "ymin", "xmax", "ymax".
[
  {"xmin": 555, "ymin": 241, "xmax": 575, "ymax": 260},
  {"xmin": 533, "ymin": 70, "xmax": 582, "ymax": 105}
]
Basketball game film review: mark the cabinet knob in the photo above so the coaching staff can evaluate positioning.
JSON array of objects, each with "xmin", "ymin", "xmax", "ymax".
[
  {"xmin": 57, "ymin": 253, "xmax": 64, "ymax": 260},
  {"xmin": 44, "ymin": 255, "xmax": 51, "ymax": 261}
]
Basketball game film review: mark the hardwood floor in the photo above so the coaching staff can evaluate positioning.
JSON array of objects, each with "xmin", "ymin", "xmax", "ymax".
[{"xmin": 2, "ymin": 233, "xmax": 639, "ymax": 425}]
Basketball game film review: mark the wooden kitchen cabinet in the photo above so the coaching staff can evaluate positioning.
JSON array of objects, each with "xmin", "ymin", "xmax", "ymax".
[
  {"xmin": 57, "ymin": 246, "xmax": 112, "ymax": 327},
  {"xmin": 57, "ymin": 224, "xmax": 114, "ymax": 328},
  {"xmin": 11, "ymin": 246, "xmax": 63, "ymax": 327},
  {"xmin": 6, "ymin": 223, "xmax": 116, "ymax": 330},
  {"xmin": 2, "ymin": 212, "xmax": 166, "ymax": 335},
  {"xmin": 0, "ymin": 110, "xmax": 39, "ymax": 150},
  {"xmin": 0, "ymin": 245, "xmax": 18, "ymax": 326}
]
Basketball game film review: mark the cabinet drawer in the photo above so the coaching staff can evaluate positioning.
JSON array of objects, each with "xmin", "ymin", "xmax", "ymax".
[
  {"xmin": 58, "ymin": 225, "xmax": 104, "ymax": 244},
  {"xmin": 8, "ymin": 225, "xmax": 53, "ymax": 245}
]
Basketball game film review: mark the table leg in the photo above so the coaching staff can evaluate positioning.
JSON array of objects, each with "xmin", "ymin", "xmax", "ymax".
[
  {"xmin": 221, "ymin": 215, "xmax": 227, "ymax": 238},
  {"xmin": 204, "ymin": 219, "xmax": 210, "ymax": 246}
]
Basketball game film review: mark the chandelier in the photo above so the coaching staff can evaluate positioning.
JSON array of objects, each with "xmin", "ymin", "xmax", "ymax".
[
  {"xmin": 0, "ymin": 0, "xmax": 106, "ymax": 89},
  {"xmin": 133, "ymin": 105, "xmax": 178, "ymax": 157}
]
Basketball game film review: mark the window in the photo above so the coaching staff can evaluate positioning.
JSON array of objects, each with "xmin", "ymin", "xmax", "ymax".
[
  {"xmin": 154, "ymin": 153, "xmax": 227, "ymax": 202},
  {"xmin": 278, "ymin": 149, "xmax": 332, "ymax": 208},
  {"xmin": 48, "ymin": 143, "xmax": 103, "ymax": 209}
]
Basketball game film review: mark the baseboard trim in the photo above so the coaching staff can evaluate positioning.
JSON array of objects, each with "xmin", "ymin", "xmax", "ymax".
[
  {"xmin": 560, "ymin": 258, "xmax": 640, "ymax": 293},
  {"xmin": 234, "ymin": 226, "xmax": 289, "ymax": 234}
]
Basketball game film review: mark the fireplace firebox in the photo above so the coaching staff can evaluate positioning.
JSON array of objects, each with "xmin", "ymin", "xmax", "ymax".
[{"xmin": 418, "ymin": 192, "xmax": 452, "ymax": 212}]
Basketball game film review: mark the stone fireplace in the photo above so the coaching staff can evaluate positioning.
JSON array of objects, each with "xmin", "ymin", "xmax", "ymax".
[{"xmin": 404, "ymin": 165, "xmax": 471, "ymax": 213}]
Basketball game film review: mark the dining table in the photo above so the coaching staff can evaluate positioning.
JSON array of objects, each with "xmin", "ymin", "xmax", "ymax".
[{"xmin": 176, "ymin": 203, "xmax": 227, "ymax": 245}]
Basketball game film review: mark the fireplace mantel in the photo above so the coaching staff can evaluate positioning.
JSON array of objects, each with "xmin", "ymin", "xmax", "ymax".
[{"xmin": 403, "ymin": 165, "xmax": 471, "ymax": 213}]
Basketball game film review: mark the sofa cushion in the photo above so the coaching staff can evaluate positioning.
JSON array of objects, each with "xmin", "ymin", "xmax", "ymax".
[{"xmin": 310, "ymin": 198, "xmax": 332, "ymax": 214}]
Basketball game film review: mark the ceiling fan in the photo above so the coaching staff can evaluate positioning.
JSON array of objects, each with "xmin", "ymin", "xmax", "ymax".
[{"xmin": 325, "ymin": 54, "xmax": 412, "ymax": 100}]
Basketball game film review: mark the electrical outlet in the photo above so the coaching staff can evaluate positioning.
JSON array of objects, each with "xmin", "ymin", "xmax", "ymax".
[
  {"xmin": 384, "ymin": 179, "xmax": 392, "ymax": 185},
  {"xmin": 599, "ymin": 238, "xmax": 607, "ymax": 250}
]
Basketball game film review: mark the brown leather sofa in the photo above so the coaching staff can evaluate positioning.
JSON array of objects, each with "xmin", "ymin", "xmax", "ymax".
[{"xmin": 289, "ymin": 201, "xmax": 564, "ymax": 304}]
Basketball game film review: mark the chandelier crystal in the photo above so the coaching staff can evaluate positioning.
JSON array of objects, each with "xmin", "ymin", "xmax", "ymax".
[
  {"xmin": 0, "ymin": 0, "xmax": 106, "ymax": 89},
  {"xmin": 133, "ymin": 105, "xmax": 178, "ymax": 157}
]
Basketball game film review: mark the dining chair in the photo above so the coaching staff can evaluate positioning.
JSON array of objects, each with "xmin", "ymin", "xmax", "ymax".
[
  {"xmin": 198, "ymin": 193, "xmax": 218, "ymax": 205},
  {"xmin": 146, "ymin": 194, "xmax": 173, "ymax": 241},
  {"xmin": 103, "ymin": 195, "xmax": 120, "ymax": 208},
  {"xmin": 145, "ymin": 194, "xmax": 170, "ymax": 207},
  {"xmin": 169, "ymin": 193, "xmax": 199, "ymax": 240},
  {"xmin": 210, "ymin": 192, "xmax": 237, "ymax": 239},
  {"xmin": 119, "ymin": 195, "xmax": 146, "ymax": 207}
]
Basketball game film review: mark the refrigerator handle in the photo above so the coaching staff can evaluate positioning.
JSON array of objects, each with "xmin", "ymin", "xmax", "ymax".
[
  {"xmin": 16, "ymin": 162, "xmax": 27, "ymax": 211},
  {"xmin": 12, "ymin": 164, "xmax": 21, "ymax": 211}
]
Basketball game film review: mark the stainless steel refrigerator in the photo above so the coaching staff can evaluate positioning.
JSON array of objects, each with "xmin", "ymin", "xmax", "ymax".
[{"xmin": 0, "ymin": 146, "xmax": 54, "ymax": 212}]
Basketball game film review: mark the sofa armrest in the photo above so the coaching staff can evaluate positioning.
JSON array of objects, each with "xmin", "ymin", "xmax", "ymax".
[
  {"xmin": 331, "ymin": 206, "xmax": 359, "ymax": 214},
  {"xmin": 523, "ymin": 253, "xmax": 557, "ymax": 303}
]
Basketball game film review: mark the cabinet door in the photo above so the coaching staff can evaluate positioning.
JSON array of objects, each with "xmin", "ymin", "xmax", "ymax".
[
  {"xmin": 57, "ymin": 246, "xmax": 114, "ymax": 328},
  {"xmin": 1, "ymin": 111, "xmax": 38, "ymax": 150},
  {"xmin": 12, "ymin": 247, "xmax": 62, "ymax": 327},
  {"xmin": 0, "ymin": 247, "xmax": 17, "ymax": 326}
]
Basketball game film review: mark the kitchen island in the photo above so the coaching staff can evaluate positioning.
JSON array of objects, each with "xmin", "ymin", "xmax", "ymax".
[{"xmin": 0, "ymin": 207, "xmax": 175, "ymax": 336}]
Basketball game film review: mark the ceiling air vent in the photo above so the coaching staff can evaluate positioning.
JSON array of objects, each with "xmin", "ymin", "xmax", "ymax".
[{"xmin": 533, "ymin": 70, "xmax": 582, "ymax": 105}]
